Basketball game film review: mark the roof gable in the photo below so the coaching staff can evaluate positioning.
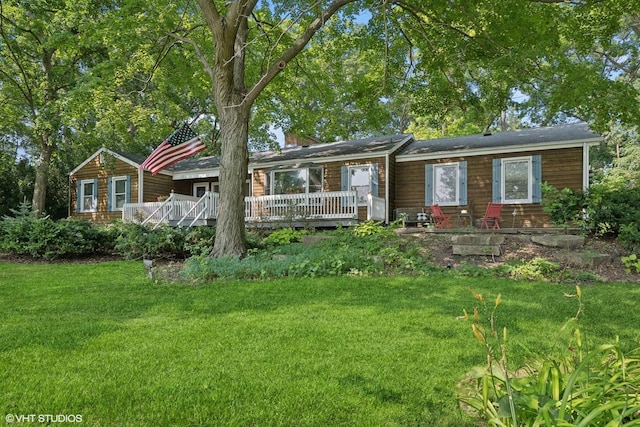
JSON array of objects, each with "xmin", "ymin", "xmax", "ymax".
[{"xmin": 70, "ymin": 147, "xmax": 151, "ymax": 175}]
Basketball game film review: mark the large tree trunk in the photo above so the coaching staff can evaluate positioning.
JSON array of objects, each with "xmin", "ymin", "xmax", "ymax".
[
  {"xmin": 210, "ymin": 107, "xmax": 250, "ymax": 258},
  {"xmin": 208, "ymin": 2, "xmax": 251, "ymax": 258},
  {"xmin": 32, "ymin": 137, "xmax": 53, "ymax": 216}
]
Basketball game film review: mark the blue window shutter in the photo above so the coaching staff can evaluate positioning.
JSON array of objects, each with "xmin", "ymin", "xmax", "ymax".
[
  {"xmin": 492, "ymin": 159, "xmax": 502, "ymax": 203},
  {"xmin": 370, "ymin": 163, "xmax": 379, "ymax": 197},
  {"xmin": 532, "ymin": 155, "xmax": 542, "ymax": 203},
  {"xmin": 126, "ymin": 175, "xmax": 132, "ymax": 203},
  {"xmin": 425, "ymin": 164, "xmax": 433, "ymax": 206},
  {"xmin": 76, "ymin": 181, "xmax": 81, "ymax": 213},
  {"xmin": 341, "ymin": 166, "xmax": 348, "ymax": 191},
  {"xmin": 107, "ymin": 178, "xmax": 113, "ymax": 211},
  {"xmin": 459, "ymin": 161, "xmax": 468, "ymax": 206},
  {"xmin": 93, "ymin": 178, "xmax": 98, "ymax": 209},
  {"xmin": 341, "ymin": 166, "xmax": 350, "ymax": 206}
]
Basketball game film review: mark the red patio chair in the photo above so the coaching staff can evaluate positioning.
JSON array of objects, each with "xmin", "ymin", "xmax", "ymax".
[
  {"xmin": 480, "ymin": 202, "xmax": 503, "ymax": 229},
  {"xmin": 429, "ymin": 204, "xmax": 451, "ymax": 229}
]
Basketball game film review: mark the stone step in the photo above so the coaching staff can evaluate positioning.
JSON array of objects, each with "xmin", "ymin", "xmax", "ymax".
[
  {"xmin": 531, "ymin": 234, "xmax": 585, "ymax": 249},
  {"xmin": 452, "ymin": 244, "xmax": 501, "ymax": 256},
  {"xmin": 451, "ymin": 235, "xmax": 505, "ymax": 245}
]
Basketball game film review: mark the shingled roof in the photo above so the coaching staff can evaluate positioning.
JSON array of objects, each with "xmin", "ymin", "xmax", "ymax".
[
  {"xmin": 398, "ymin": 122, "xmax": 600, "ymax": 159},
  {"xmin": 171, "ymin": 133, "xmax": 412, "ymax": 172}
]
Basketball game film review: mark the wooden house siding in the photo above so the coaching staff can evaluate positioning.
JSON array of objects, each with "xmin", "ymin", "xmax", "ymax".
[
  {"xmin": 395, "ymin": 147, "xmax": 585, "ymax": 228},
  {"xmin": 70, "ymin": 152, "xmax": 174, "ymax": 223},
  {"xmin": 143, "ymin": 172, "xmax": 174, "ymax": 202},
  {"xmin": 252, "ymin": 170, "xmax": 267, "ymax": 197},
  {"xmin": 70, "ymin": 156, "xmax": 140, "ymax": 223}
]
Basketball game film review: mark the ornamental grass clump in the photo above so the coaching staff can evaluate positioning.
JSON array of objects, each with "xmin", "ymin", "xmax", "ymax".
[{"xmin": 458, "ymin": 286, "xmax": 640, "ymax": 426}]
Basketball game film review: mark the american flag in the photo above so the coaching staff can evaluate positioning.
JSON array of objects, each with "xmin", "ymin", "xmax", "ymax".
[{"xmin": 140, "ymin": 124, "xmax": 206, "ymax": 174}]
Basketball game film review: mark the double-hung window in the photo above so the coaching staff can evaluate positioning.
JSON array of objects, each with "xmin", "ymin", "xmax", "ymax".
[
  {"xmin": 340, "ymin": 163, "xmax": 379, "ymax": 206},
  {"xmin": 425, "ymin": 161, "xmax": 467, "ymax": 206},
  {"xmin": 108, "ymin": 176, "xmax": 131, "ymax": 211},
  {"xmin": 492, "ymin": 155, "xmax": 542, "ymax": 204},
  {"xmin": 78, "ymin": 179, "xmax": 97, "ymax": 213}
]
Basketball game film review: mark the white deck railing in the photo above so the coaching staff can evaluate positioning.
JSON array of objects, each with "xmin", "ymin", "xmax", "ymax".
[
  {"xmin": 173, "ymin": 191, "xmax": 220, "ymax": 227},
  {"xmin": 244, "ymin": 191, "xmax": 358, "ymax": 222},
  {"xmin": 123, "ymin": 192, "xmax": 218, "ymax": 228},
  {"xmin": 124, "ymin": 190, "xmax": 363, "ymax": 226},
  {"xmin": 367, "ymin": 194, "xmax": 386, "ymax": 221}
]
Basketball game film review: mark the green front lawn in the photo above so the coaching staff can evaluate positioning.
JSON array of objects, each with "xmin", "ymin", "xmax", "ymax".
[{"xmin": 1, "ymin": 261, "xmax": 638, "ymax": 426}]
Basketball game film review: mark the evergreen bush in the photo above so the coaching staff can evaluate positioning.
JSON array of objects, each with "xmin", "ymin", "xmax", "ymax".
[{"xmin": 0, "ymin": 202, "xmax": 104, "ymax": 259}]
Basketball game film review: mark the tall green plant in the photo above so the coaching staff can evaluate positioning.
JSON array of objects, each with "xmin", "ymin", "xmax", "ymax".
[{"xmin": 459, "ymin": 287, "xmax": 640, "ymax": 426}]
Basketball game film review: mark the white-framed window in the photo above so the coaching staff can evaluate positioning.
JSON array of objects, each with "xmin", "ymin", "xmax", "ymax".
[
  {"xmin": 109, "ymin": 176, "xmax": 129, "ymax": 211},
  {"xmin": 267, "ymin": 167, "xmax": 323, "ymax": 195},
  {"xmin": 425, "ymin": 161, "xmax": 467, "ymax": 206},
  {"xmin": 193, "ymin": 183, "xmax": 208, "ymax": 198},
  {"xmin": 503, "ymin": 157, "xmax": 532, "ymax": 203},
  {"xmin": 492, "ymin": 155, "xmax": 542, "ymax": 204},
  {"xmin": 434, "ymin": 163, "xmax": 459, "ymax": 205},
  {"xmin": 78, "ymin": 179, "xmax": 97, "ymax": 213},
  {"xmin": 341, "ymin": 163, "xmax": 379, "ymax": 206}
]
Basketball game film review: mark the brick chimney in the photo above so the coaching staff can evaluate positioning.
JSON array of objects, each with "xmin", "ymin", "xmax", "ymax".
[{"xmin": 284, "ymin": 133, "xmax": 320, "ymax": 147}]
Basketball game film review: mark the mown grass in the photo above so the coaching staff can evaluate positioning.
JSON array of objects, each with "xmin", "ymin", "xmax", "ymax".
[{"xmin": 1, "ymin": 261, "xmax": 639, "ymax": 426}]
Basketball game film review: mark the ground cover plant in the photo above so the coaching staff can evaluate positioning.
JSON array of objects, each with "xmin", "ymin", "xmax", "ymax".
[
  {"xmin": 178, "ymin": 221, "xmax": 439, "ymax": 282},
  {"xmin": 1, "ymin": 261, "xmax": 639, "ymax": 426}
]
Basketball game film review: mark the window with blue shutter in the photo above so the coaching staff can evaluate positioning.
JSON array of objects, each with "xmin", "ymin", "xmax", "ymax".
[
  {"xmin": 493, "ymin": 155, "xmax": 540, "ymax": 204},
  {"xmin": 78, "ymin": 179, "xmax": 98, "ymax": 213},
  {"xmin": 425, "ymin": 161, "xmax": 467, "ymax": 206},
  {"xmin": 109, "ymin": 176, "xmax": 131, "ymax": 211}
]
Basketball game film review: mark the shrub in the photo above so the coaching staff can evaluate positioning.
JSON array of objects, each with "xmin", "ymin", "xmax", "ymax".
[
  {"xmin": 586, "ymin": 184, "xmax": 640, "ymax": 250},
  {"xmin": 113, "ymin": 223, "xmax": 186, "ymax": 260},
  {"xmin": 540, "ymin": 182, "xmax": 586, "ymax": 229},
  {"xmin": 496, "ymin": 258, "xmax": 562, "ymax": 282},
  {"xmin": 621, "ymin": 254, "xmax": 640, "ymax": 274},
  {"xmin": 0, "ymin": 202, "xmax": 105, "ymax": 259},
  {"xmin": 458, "ymin": 287, "xmax": 640, "ymax": 426},
  {"xmin": 261, "ymin": 227, "xmax": 306, "ymax": 246},
  {"xmin": 352, "ymin": 220, "xmax": 396, "ymax": 237},
  {"xmin": 183, "ymin": 226, "xmax": 217, "ymax": 257}
]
